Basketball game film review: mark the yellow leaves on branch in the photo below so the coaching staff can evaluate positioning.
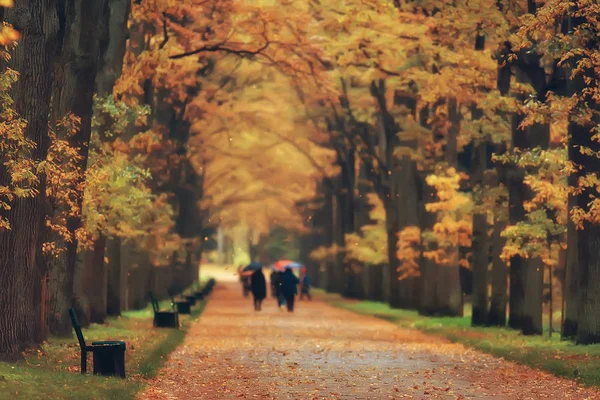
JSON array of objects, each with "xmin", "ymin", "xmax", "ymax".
[
  {"xmin": 0, "ymin": 0, "xmax": 18, "ymax": 49},
  {"xmin": 396, "ymin": 226, "xmax": 420, "ymax": 280},
  {"xmin": 0, "ymin": 24, "xmax": 19, "ymax": 47},
  {"xmin": 309, "ymin": 244, "xmax": 343, "ymax": 263},
  {"xmin": 0, "ymin": 69, "xmax": 35, "ymax": 231},
  {"xmin": 344, "ymin": 194, "xmax": 388, "ymax": 265},
  {"xmin": 422, "ymin": 168, "xmax": 472, "ymax": 267}
]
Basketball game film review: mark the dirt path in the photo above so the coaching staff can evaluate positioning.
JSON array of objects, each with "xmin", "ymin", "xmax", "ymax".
[{"xmin": 139, "ymin": 279, "xmax": 598, "ymax": 399}]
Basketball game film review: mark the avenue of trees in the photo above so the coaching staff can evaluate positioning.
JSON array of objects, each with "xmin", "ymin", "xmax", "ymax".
[{"xmin": 0, "ymin": 0, "xmax": 598, "ymax": 361}]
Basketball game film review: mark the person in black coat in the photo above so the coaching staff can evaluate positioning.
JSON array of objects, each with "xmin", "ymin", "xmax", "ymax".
[
  {"xmin": 271, "ymin": 271, "xmax": 286, "ymax": 308},
  {"xmin": 280, "ymin": 268, "xmax": 300, "ymax": 312},
  {"xmin": 250, "ymin": 269, "xmax": 267, "ymax": 311}
]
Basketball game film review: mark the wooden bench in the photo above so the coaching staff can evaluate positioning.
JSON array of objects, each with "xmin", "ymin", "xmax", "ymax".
[
  {"xmin": 149, "ymin": 292, "xmax": 179, "ymax": 328},
  {"xmin": 168, "ymin": 290, "xmax": 191, "ymax": 314},
  {"xmin": 184, "ymin": 293, "xmax": 197, "ymax": 305},
  {"xmin": 68, "ymin": 308, "xmax": 126, "ymax": 378},
  {"xmin": 202, "ymin": 278, "xmax": 216, "ymax": 296}
]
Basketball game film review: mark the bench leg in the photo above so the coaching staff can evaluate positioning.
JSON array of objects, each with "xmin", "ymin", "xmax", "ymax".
[{"xmin": 81, "ymin": 351, "xmax": 87, "ymax": 374}]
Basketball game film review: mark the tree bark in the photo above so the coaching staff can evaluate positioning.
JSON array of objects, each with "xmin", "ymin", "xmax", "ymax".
[
  {"xmin": 489, "ymin": 213, "xmax": 508, "ymax": 326},
  {"xmin": 0, "ymin": 0, "xmax": 61, "ymax": 360},
  {"xmin": 569, "ymin": 27, "xmax": 600, "ymax": 342},
  {"xmin": 563, "ymin": 191, "xmax": 579, "ymax": 338},
  {"xmin": 106, "ymin": 237, "xmax": 125, "ymax": 316},
  {"xmin": 46, "ymin": 0, "xmax": 107, "ymax": 337},
  {"xmin": 470, "ymin": 31, "xmax": 489, "ymax": 326},
  {"xmin": 436, "ymin": 98, "xmax": 464, "ymax": 316},
  {"xmin": 72, "ymin": 0, "xmax": 131, "ymax": 324},
  {"xmin": 85, "ymin": 235, "xmax": 108, "ymax": 323},
  {"xmin": 471, "ymin": 140, "xmax": 489, "ymax": 325}
]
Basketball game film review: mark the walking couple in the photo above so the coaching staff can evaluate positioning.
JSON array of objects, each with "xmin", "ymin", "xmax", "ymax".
[{"xmin": 271, "ymin": 268, "xmax": 300, "ymax": 312}]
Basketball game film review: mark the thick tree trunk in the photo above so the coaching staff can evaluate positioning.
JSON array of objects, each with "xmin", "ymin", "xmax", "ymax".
[
  {"xmin": 383, "ymin": 198, "xmax": 399, "ymax": 305},
  {"xmin": 95, "ymin": 0, "xmax": 131, "ymax": 96},
  {"xmin": 72, "ymin": 0, "xmax": 131, "ymax": 324},
  {"xmin": 0, "ymin": 0, "xmax": 60, "ymax": 360},
  {"xmin": 85, "ymin": 235, "xmax": 108, "ymax": 323},
  {"xmin": 471, "ymin": 141, "xmax": 489, "ymax": 325},
  {"xmin": 563, "ymin": 194, "xmax": 579, "ymax": 338},
  {"xmin": 436, "ymin": 98, "xmax": 464, "ymax": 316},
  {"xmin": 106, "ymin": 237, "xmax": 125, "ymax": 316},
  {"xmin": 570, "ymin": 46, "xmax": 600, "ymax": 342},
  {"xmin": 489, "ymin": 214, "xmax": 508, "ymax": 326},
  {"xmin": 46, "ymin": 0, "xmax": 107, "ymax": 337},
  {"xmin": 127, "ymin": 250, "xmax": 152, "ymax": 310}
]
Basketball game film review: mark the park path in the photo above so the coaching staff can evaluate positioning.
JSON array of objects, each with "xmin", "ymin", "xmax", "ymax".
[{"xmin": 138, "ymin": 277, "xmax": 598, "ymax": 399}]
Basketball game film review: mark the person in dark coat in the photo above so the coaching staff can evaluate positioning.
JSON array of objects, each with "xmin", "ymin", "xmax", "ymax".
[
  {"xmin": 300, "ymin": 274, "xmax": 311, "ymax": 300},
  {"xmin": 250, "ymin": 269, "xmax": 267, "ymax": 311},
  {"xmin": 271, "ymin": 271, "xmax": 285, "ymax": 308},
  {"xmin": 280, "ymin": 268, "xmax": 300, "ymax": 312}
]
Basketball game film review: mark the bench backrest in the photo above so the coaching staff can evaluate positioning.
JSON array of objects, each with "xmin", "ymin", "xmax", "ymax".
[
  {"xmin": 148, "ymin": 292, "xmax": 159, "ymax": 313},
  {"xmin": 68, "ymin": 308, "xmax": 86, "ymax": 350}
]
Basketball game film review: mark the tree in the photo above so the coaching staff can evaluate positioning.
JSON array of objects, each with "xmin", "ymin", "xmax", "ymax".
[{"xmin": 0, "ymin": 0, "xmax": 62, "ymax": 360}]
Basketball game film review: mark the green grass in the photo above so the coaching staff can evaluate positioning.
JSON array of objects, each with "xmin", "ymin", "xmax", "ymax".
[
  {"xmin": 0, "ymin": 296, "xmax": 208, "ymax": 399},
  {"xmin": 316, "ymin": 290, "xmax": 600, "ymax": 388}
]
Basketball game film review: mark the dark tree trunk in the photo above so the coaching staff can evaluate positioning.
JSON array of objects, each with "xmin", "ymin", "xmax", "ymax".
[
  {"xmin": 489, "ymin": 213, "xmax": 508, "ymax": 326},
  {"xmin": 127, "ymin": 250, "xmax": 152, "ymax": 310},
  {"xmin": 46, "ymin": 0, "xmax": 107, "ymax": 337},
  {"xmin": 569, "ymin": 27, "xmax": 600, "ymax": 342},
  {"xmin": 86, "ymin": 235, "xmax": 108, "ymax": 323},
  {"xmin": 563, "ymin": 193, "xmax": 579, "ymax": 338},
  {"xmin": 418, "ymin": 176, "xmax": 439, "ymax": 315},
  {"xmin": 436, "ymin": 98, "xmax": 464, "ymax": 316},
  {"xmin": 73, "ymin": 0, "xmax": 131, "ymax": 324},
  {"xmin": 0, "ymin": 0, "xmax": 61, "ymax": 360},
  {"xmin": 470, "ymin": 31, "xmax": 489, "ymax": 326},
  {"xmin": 106, "ymin": 237, "xmax": 125, "ymax": 316},
  {"xmin": 471, "ymin": 141, "xmax": 489, "ymax": 325},
  {"xmin": 508, "ymin": 57, "xmax": 549, "ymax": 335}
]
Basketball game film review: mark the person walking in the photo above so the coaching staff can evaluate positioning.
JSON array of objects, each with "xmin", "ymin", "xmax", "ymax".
[
  {"xmin": 300, "ymin": 273, "xmax": 311, "ymax": 300},
  {"xmin": 250, "ymin": 268, "xmax": 267, "ymax": 311},
  {"xmin": 280, "ymin": 268, "xmax": 300, "ymax": 312},
  {"xmin": 271, "ymin": 270, "xmax": 286, "ymax": 309}
]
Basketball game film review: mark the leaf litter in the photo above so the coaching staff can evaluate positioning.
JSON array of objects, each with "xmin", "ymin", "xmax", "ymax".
[{"xmin": 138, "ymin": 282, "xmax": 600, "ymax": 399}]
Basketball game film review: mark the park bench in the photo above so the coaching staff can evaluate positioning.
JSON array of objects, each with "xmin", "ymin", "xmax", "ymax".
[
  {"xmin": 184, "ymin": 293, "xmax": 197, "ymax": 305},
  {"xmin": 168, "ymin": 290, "xmax": 191, "ymax": 314},
  {"xmin": 192, "ymin": 281, "xmax": 204, "ymax": 300},
  {"xmin": 149, "ymin": 292, "xmax": 179, "ymax": 328},
  {"xmin": 68, "ymin": 308, "xmax": 126, "ymax": 378},
  {"xmin": 203, "ymin": 278, "xmax": 216, "ymax": 296}
]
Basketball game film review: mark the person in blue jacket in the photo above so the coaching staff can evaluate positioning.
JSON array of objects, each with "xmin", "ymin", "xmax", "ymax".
[
  {"xmin": 280, "ymin": 267, "xmax": 300, "ymax": 312},
  {"xmin": 300, "ymin": 274, "xmax": 311, "ymax": 300}
]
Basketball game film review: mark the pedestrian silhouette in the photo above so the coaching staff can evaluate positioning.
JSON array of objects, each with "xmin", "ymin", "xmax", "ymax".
[
  {"xmin": 280, "ymin": 268, "xmax": 300, "ymax": 312},
  {"xmin": 250, "ymin": 268, "xmax": 267, "ymax": 311}
]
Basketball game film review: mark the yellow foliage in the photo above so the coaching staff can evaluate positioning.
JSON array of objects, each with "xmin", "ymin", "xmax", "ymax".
[
  {"xmin": 422, "ymin": 167, "xmax": 472, "ymax": 267},
  {"xmin": 396, "ymin": 226, "xmax": 421, "ymax": 280},
  {"xmin": 344, "ymin": 193, "xmax": 388, "ymax": 265}
]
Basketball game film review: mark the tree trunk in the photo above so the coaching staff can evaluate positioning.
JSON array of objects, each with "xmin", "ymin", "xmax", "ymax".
[
  {"xmin": 72, "ymin": 0, "xmax": 131, "ymax": 320},
  {"xmin": 85, "ymin": 235, "xmax": 108, "ymax": 323},
  {"xmin": 106, "ymin": 237, "xmax": 125, "ymax": 316},
  {"xmin": 383, "ymin": 198, "xmax": 399, "ymax": 305},
  {"xmin": 563, "ymin": 193, "xmax": 579, "ymax": 338},
  {"xmin": 489, "ymin": 213, "xmax": 508, "ymax": 326},
  {"xmin": 46, "ymin": 0, "xmax": 108, "ymax": 337},
  {"xmin": 570, "ymin": 35, "xmax": 600, "ymax": 342},
  {"xmin": 0, "ymin": 0, "xmax": 61, "ymax": 360},
  {"xmin": 471, "ymin": 140, "xmax": 489, "ymax": 325},
  {"xmin": 436, "ymin": 98, "xmax": 464, "ymax": 316},
  {"xmin": 95, "ymin": 0, "xmax": 131, "ymax": 96}
]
